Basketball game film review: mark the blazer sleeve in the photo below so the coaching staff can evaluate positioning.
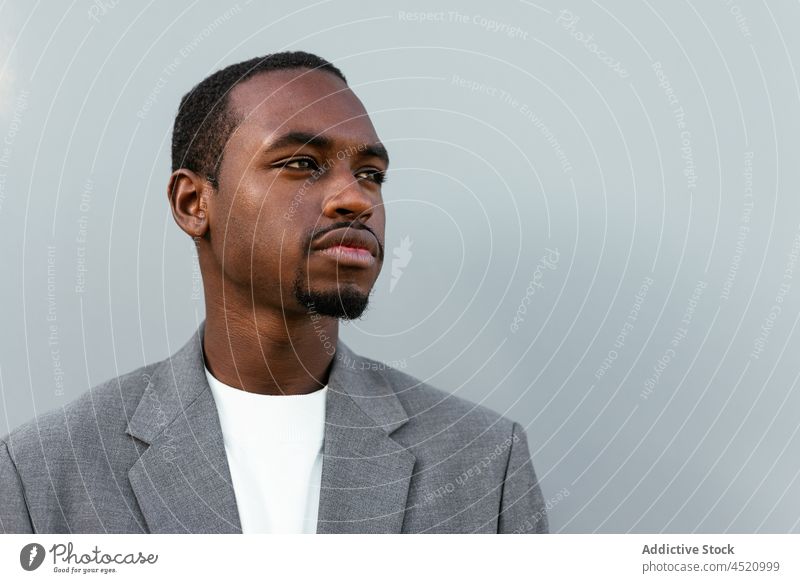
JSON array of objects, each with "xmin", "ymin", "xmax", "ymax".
[
  {"xmin": 0, "ymin": 439, "xmax": 34, "ymax": 533},
  {"xmin": 497, "ymin": 422, "xmax": 549, "ymax": 533}
]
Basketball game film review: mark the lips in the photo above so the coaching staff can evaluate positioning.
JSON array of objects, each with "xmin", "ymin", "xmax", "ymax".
[{"xmin": 312, "ymin": 227, "xmax": 379, "ymax": 258}]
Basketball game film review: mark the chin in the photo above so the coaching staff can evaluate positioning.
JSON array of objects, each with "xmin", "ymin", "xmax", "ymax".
[{"xmin": 293, "ymin": 279, "xmax": 373, "ymax": 320}]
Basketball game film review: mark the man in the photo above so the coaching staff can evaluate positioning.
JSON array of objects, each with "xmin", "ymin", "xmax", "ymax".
[{"xmin": 0, "ymin": 52, "xmax": 549, "ymax": 534}]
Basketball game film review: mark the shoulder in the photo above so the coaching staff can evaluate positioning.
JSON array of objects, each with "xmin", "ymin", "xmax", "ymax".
[
  {"xmin": 1, "ymin": 360, "xmax": 159, "ymax": 462},
  {"xmin": 366, "ymin": 357, "xmax": 540, "ymax": 532},
  {"xmin": 367, "ymin": 356, "xmax": 518, "ymax": 443}
]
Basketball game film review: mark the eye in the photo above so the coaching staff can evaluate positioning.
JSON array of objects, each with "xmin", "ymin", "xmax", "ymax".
[
  {"xmin": 355, "ymin": 168, "xmax": 387, "ymax": 185},
  {"xmin": 277, "ymin": 157, "xmax": 320, "ymax": 171}
]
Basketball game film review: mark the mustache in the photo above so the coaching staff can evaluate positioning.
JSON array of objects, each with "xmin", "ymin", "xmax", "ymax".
[{"xmin": 308, "ymin": 221, "xmax": 384, "ymax": 260}]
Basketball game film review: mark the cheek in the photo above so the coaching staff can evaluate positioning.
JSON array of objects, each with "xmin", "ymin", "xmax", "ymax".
[
  {"xmin": 211, "ymin": 194, "xmax": 257, "ymax": 259},
  {"xmin": 253, "ymin": 206, "xmax": 314, "ymax": 286},
  {"xmin": 211, "ymin": 187, "xmax": 300, "ymax": 284}
]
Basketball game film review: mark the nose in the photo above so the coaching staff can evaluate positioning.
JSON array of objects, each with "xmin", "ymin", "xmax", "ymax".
[{"xmin": 321, "ymin": 165, "xmax": 375, "ymax": 222}]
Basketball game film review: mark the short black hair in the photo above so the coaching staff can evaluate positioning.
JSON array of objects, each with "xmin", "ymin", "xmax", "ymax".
[{"xmin": 171, "ymin": 51, "xmax": 347, "ymax": 188}]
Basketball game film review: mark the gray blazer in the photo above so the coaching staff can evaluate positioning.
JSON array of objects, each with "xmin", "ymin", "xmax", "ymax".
[{"xmin": 0, "ymin": 323, "xmax": 548, "ymax": 533}]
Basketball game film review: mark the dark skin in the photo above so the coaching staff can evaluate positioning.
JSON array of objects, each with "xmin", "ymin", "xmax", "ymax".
[{"xmin": 167, "ymin": 68, "xmax": 388, "ymax": 395}]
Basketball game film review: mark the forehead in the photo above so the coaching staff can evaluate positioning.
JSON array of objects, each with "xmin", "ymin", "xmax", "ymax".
[{"xmin": 227, "ymin": 68, "xmax": 379, "ymax": 146}]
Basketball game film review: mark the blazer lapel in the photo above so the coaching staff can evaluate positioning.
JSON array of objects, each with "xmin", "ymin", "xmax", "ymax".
[
  {"xmin": 125, "ymin": 324, "xmax": 241, "ymax": 533},
  {"xmin": 316, "ymin": 342, "xmax": 416, "ymax": 533}
]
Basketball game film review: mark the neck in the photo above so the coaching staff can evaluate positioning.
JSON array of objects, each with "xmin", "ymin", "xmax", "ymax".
[{"xmin": 202, "ymin": 300, "xmax": 339, "ymax": 396}]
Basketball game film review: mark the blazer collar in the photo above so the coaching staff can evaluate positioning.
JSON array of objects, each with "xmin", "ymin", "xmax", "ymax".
[{"xmin": 125, "ymin": 321, "xmax": 415, "ymax": 533}]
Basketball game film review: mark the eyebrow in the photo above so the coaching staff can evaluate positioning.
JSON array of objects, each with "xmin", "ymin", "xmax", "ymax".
[{"xmin": 265, "ymin": 130, "xmax": 390, "ymax": 167}]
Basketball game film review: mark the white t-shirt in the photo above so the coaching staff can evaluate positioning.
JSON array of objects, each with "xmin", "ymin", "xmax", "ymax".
[{"xmin": 204, "ymin": 366, "xmax": 327, "ymax": 534}]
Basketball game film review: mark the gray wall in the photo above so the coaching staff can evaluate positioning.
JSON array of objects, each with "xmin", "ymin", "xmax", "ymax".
[{"xmin": 1, "ymin": 0, "xmax": 798, "ymax": 533}]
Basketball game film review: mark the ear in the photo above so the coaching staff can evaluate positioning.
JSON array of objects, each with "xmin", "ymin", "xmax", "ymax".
[{"xmin": 167, "ymin": 169, "xmax": 212, "ymax": 239}]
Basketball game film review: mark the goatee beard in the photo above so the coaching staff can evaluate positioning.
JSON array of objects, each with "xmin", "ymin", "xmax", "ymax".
[{"xmin": 293, "ymin": 271, "xmax": 371, "ymax": 320}]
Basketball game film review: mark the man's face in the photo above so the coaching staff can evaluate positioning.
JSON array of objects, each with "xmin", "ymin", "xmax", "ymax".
[{"xmin": 208, "ymin": 68, "xmax": 387, "ymax": 320}]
